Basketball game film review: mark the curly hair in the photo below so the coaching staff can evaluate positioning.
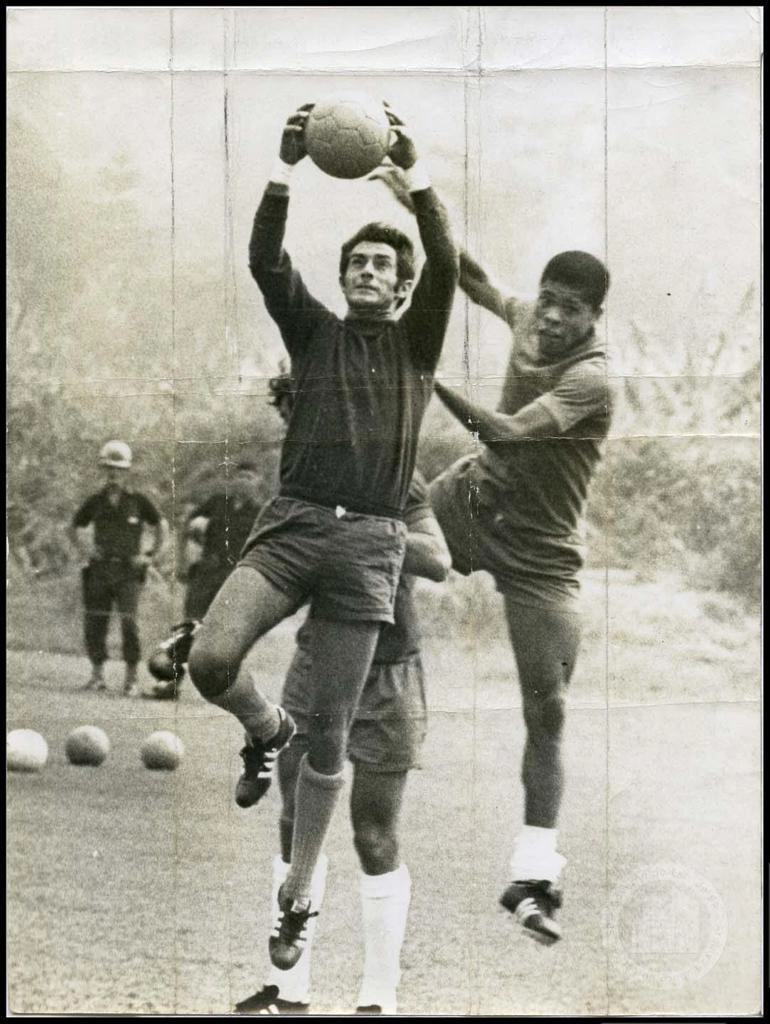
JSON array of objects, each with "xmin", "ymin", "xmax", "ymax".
[{"xmin": 540, "ymin": 251, "xmax": 610, "ymax": 311}]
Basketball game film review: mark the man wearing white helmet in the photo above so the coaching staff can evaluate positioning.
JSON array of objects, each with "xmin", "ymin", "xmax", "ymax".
[{"xmin": 70, "ymin": 440, "xmax": 168, "ymax": 695}]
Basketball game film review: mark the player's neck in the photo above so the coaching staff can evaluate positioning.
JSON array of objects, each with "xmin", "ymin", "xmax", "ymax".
[{"xmin": 345, "ymin": 307, "xmax": 400, "ymax": 324}]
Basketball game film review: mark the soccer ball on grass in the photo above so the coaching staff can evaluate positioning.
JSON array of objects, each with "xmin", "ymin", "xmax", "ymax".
[
  {"xmin": 141, "ymin": 731, "xmax": 184, "ymax": 771},
  {"xmin": 65, "ymin": 725, "xmax": 111, "ymax": 766},
  {"xmin": 7, "ymin": 729, "xmax": 48, "ymax": 773}
]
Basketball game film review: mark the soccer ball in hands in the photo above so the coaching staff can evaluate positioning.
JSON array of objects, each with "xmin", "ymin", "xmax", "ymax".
[{"xmin": 305, "ymin": 96, "xmax": 390, "ymax": 179}]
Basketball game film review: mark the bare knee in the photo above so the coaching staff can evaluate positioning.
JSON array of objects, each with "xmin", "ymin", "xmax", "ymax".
[
  {"xmin": 353, "ymin": 823, "xmax": 399, "ymax": 875},
  {"xmin": 188, "ymin": 641, "xmax": 236, "ymax": 699}
]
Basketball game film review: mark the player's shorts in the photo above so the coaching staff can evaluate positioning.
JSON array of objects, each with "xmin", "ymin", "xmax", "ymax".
[
  {"xmin": 238, "ymin": 496, "xmax": 407, "ymax": 624},
  {"xmin": 430, "ymin": 455, "xmax": 582, "ymax": 610},
  {"xmin": 282, "ymin": 642, "xmax": 427, "ymax": 773}
]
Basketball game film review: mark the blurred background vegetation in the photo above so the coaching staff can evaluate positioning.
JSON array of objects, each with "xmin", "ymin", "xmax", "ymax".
[{"xmin": 7, "ymin": 115, "xmax": 761, "ymax": 618}]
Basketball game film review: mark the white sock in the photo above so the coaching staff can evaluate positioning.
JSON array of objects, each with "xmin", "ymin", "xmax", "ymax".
[
  {"xmin": 509, "ymin": 826, "xmax": 566, "ymax": 883},
  {"xmin": 357, "ymin": 863, "xmax": 411, "ymax": 1014},
  {"xmin": 266, "ymin": 853, "xmax": 328, "ymax": 1003}
]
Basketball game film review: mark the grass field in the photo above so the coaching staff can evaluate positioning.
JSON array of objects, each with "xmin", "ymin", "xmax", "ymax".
[{"xmin": 6, "ymin": 568, "xmax": 762, "ymax": 1015}]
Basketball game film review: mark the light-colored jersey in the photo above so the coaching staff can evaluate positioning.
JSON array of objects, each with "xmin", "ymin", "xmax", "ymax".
[{"xmin": 476, "ymin": 302, "xmax": 613, "ymax": 567}]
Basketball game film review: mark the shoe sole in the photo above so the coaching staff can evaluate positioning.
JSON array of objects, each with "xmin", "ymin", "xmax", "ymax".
[
  {"xmin": 523, "ymin": 923, "xmax": 561, "ymax": 945},
  {"xmin": 233, "ymin": 1001, "xmax": 310, "ymax": 1015},
  {"xmin": 499, "ymin": 894, "xmax": 562, "ymax": 945}
]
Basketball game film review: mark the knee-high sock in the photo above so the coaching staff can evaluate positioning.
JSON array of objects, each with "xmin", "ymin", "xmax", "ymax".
[
  {"xmin": 509, "ymin": 826, "xmax": 566, "ymax": 883},
  {"xmin": 267, "ymin": 854, "xmax": 328, "ymax": 1003},
  {"xmin": 283, "ymin": 756, "xmax": 344, "ymax": 903},
  {"xmin": 357, "ymin": 863, "xmax": 411, "ymax": 1014},
  {"xmin": 209, "ymin": 671, "xmax": 280, "ymax": 742}
]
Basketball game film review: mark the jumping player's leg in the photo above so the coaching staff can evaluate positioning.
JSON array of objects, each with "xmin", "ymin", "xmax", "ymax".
[
  {"xmin": 504, "ymin": 598, "xmax": 581, "ymax": 830},
  {"xmin": 500, "ymin": 597, "xmax": 582, "ymax": 942},
  {"xmin": 351, "ymin": 766, "xmax": 411, "ymax": 1015},
  {"xmin": 281, "ymin": 619, "xmax": 380, "ymax": 895},
  {"xmin": 235, "ymin": 648, "xmax": 330, "ymax": 1016},
  {"xmin": 268, "ymin": 736, "xmax": 328, "ymax": 1006},
  {"xmin": 269, "ymin": 620, "xmax": 381, "ymax": 972},
  {"xmin": 187, "ymin": 565, "xmax": 297, "ymax": 737}
]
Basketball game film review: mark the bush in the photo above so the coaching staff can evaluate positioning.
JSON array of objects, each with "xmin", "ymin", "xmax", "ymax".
[{"xmin": 588, "ymin": 438, "xmax": 760, "ymax": 609}]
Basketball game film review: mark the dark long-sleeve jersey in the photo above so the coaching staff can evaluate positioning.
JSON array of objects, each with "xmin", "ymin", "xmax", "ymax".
[{"xmin": 249, "ymin": 183, "xmax": 457, "ymax": 519}]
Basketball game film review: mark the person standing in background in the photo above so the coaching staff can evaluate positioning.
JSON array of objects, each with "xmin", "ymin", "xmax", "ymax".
[
  {"xmin": 70, "ymin": 440, "xmax": 168, "ymax": 696},
  {"xmin": 148, "ymin": 458, "xmax": 268, "ymax": 701}
]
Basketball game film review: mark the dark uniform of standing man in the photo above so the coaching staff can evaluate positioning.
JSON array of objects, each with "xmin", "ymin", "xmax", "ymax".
[
  {"xmin": 148, "ymin": 458, "xmax": 268, "ymax": 701},
  {"xmin": 183, "ymin": 459, "xmax": 267, "ymax": 622},
  {"xmin": 70, "ymin": 440, "xmax": 168, "ymax": 695}
]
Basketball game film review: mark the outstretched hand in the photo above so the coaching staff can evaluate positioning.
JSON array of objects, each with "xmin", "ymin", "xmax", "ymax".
[
  {"xmin": 279, "ymin": 103, "xmax": 314, "ymax": 165},
  {"xmin": 368, "ymin": 164, "xmax": 416, "ymax": 215},
  {"xmin": 384, "ymin": 103, "xmax": 418, "ymax": 170}
]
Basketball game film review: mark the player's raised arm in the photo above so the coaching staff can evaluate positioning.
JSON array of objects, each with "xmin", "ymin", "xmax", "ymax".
[
  {"xmin": 371, "ymin": 164, "xmax": 518, "ymax": 328},
  {"xmin": 249, "ymin": 104, "xmax": 330, "ymax": 355},
  {"xmin": 383, "ymin": 108, "xmax": 458, "ymax": 371},
  {"xmin": 458, "ymin": 252, "xmax": 520, "ymax": 326}
]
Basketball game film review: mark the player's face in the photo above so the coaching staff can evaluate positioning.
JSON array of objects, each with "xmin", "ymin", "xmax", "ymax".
[
  {"xmin": 341, "ymin": 242, "xmax": 411, "ymax": 316},
  {"xmin": 535, "ymin": 280, "xmax": 599, "ymax": 357},
  {"xmin": 102, "ymin": 466, "xmax": 128, "ymax": 489}
]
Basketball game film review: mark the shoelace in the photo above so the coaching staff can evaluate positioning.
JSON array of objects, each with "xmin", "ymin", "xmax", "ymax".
[
  {"xmin": 272, "ymin": 905, "xmax": 319, "ymax": 944},
  {"xmin": 240, "ymin": 743, "xmax": 279, "ymax": 777},
  {"xmin": 514, "ymin": 896, "xmax": 544, "ymax": 925}
]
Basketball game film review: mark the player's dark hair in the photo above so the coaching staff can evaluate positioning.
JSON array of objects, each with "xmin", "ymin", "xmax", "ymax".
[
  {"xmin": 339, "ymin": 222, "xmax": 416, "ymax": 286},
  {"xmin": 540, "ymin": 251, "xmax": 609, "ymax": 311}
]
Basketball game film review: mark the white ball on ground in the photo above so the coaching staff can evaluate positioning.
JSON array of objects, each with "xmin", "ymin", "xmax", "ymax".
[
  {"xmin": 141, "ymin": 731, "xmax": 184, "ymax": 771},
  {"xmin": 65, "ymin": 725, "xmax": 111, "ymax": 766},
  {"xmin": 7, "ymin": 729, "xmax": 49, "ymax": 773}
]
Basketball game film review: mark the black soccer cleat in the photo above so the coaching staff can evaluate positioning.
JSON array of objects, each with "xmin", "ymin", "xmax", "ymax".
[
  {"xmin": 147, "ymin": 620, "xmax": 200, "ymax": 682},
  {"xmin": 268, "ymin": 886, "xmax": 319, "ymax": 971},
  {"xmin": 235, "ymin": 708, "xmax": 296, "ymax": 809},
  {"xmin": 499, "ymin": 880, "xmax": 563, "ymax": 945},
  {"xmin": 233, "ymin": 984, "xmax": 310, "ymax": 1015},
  {"xmin": 355, "ymin": 1007, "xmax": 384, "ymax": 1015}
]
